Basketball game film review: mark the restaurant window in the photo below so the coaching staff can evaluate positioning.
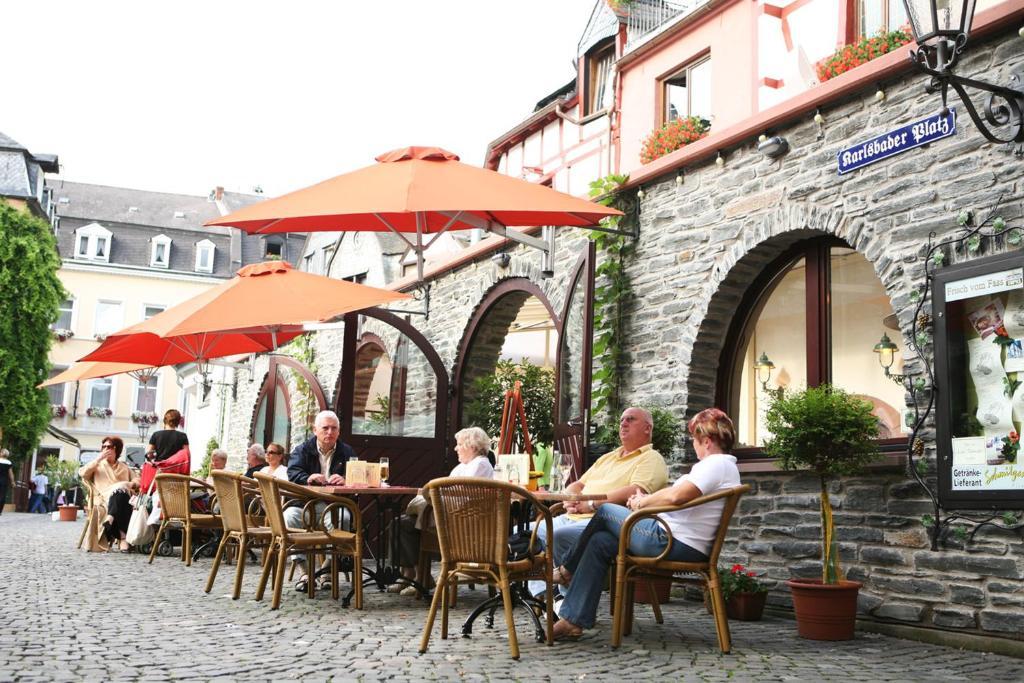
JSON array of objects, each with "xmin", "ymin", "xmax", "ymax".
[
  {"xmin": 858, "ymin": 0, "xmax": 908, "ymax": 38},
  {"xmin": 151, "ymin": 234, "xmax": 171, "ymax": 268},
  {"xmin": 351, "ymin": 330, "xmax": 436, "ymax": 438},
  {"xmin": 46, "ymin": 366, "xmax": 67, "ymax": 406},
  {"xmin": 722, "ymin": 238, "xmax": 906, "ymax": 450},
  {"xmin": 74, "ymin": 223, "xmax": 112, "ymax": 262},
  {"xmin": 195, "ymin": 239, "xmax": 215, "ymax": 273},
  {"xmin": 662, "ymin": 55, "xmax": 712, "ymax": 125},
  {"xmin": 94, "ymin": 300, "xmax": 123, "ymax": 338},
  {"xmin": 584, "ymin": 40, "xmax": 615, "ymax": 116},
  {"xmin": 134, "ymin": 375, "xmax": 158, "ymax": 413},
  {"xmin": 89, "ymin": 377, "xmax": 113, "ymax": 411},
  {"xmin": 53, "ymin": 298, "xmax": 74, "ymax": 331}
]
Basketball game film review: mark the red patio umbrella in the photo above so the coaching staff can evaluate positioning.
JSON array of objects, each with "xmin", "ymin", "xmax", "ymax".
[
  {"xmin": 79, "ymin": 261, "xmax": 409, "ymax": 370},
  {"xmin": 204, "ymin": 146, "xmax": 624, "ymax": 285}
]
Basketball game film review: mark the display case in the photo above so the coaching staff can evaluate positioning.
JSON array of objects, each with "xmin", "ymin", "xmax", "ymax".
[{"xmin": 934, "ymin": 251, "xmax": 1024, "ymax": 509}]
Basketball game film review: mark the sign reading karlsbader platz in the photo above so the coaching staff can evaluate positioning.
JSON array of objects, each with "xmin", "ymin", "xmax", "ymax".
[{"xmin": 837, "ymin": 108, "xmax": 956, "ymax": 175}]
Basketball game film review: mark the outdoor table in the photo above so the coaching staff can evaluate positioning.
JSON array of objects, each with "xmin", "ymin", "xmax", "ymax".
[
  {"xmin": 462, "ymin": 490, "xmax": 607, "ymax": 642},
  {"xmin": 309, "ymin": 484, "xmax": 423, "ymax": 605}
]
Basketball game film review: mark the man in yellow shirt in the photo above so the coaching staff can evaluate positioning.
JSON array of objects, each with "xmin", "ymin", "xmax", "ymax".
[{"xmin": 529, "ymin": 407, "xmax": 668, "ymax": 597}]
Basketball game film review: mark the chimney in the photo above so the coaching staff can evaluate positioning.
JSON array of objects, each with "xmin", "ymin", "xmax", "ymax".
[{"xmin": 215, "ymin": 186, "xmax": 224, "ymax": 201}]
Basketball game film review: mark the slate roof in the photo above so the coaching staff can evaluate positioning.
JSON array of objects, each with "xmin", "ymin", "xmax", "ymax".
[
  {"xmin": 0, "ymin": 129, "xmax": 57, "ymax": 202},
  {"xmin": 51, "ymin": 181, "xmax": 304, "ymax": 278}
]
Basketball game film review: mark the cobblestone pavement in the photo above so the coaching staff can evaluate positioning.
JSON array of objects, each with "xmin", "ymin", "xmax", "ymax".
[{"xmin": 4, "ymin": 513, "xmax": 1021, "ymax": 682}]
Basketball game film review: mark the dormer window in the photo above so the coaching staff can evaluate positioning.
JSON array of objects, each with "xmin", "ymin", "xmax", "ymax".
[
  {"xmin": 265, "ymin": 237, "xmax": 284, "ymax": 259},
  {"xmin": 74, "ymin": 223, "xmax": 112, "ymax": 262},
  {"xmin": 151, "ymin": 234, "xmax": 171, "ymax": 268},
  {"xmin": 584, "ymin": 40, "xmax": 615, "ymax": 116},
  {"xmin": 195, "ymin": 239, "xmax": 215, "ymax": 273}
]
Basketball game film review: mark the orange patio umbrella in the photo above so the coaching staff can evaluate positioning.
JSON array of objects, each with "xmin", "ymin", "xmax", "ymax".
[
  {"xmin": 80, "ymin": 261, "xmax": 409, "ymax": 369},
  {"xmin": 39, "ymin": 361, "xmax": 159, "ymax": 388},
  {"xmin": 205, "ymin": 146, "xmax": 624, "ymax": 286}
]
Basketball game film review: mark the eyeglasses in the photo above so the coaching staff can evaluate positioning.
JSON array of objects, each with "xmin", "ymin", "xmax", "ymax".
[
  {"xmin": 267, "ymin": 450, "xmax": 282, "ymax": 456},
  {"xmin": 101, "ymin": 444, "xmax": 114, "ymax": 450}
]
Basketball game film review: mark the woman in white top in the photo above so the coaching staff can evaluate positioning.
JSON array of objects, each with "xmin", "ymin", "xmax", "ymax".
[
  {"xmin": 264, "ymin": 442, "xmax": 289, "ymax": 480},
  {"xmin": 389, "ymin": 426, "xmax": 494, "ymax": 595},
  {"xmin": 552, "ymin": 408, "xmax": 741, "ymax": 640}
]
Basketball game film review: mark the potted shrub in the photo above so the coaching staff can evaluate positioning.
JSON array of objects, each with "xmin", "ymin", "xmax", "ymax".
[
  {"xmin": 721, "ymin": 563, "xmax": 769, "ymax": 621},
  {"xmin": 763, "ymin": 384, "xmax": 880, "ymax": 640},
  {"xmin": 43, "ymin": 455, "xmax": 81, "ymax": 522}
]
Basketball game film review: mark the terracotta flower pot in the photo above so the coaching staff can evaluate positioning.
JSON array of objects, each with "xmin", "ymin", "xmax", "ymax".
[
  {"xmin": 786, "ymin": 578, "xmax": 862, "ymax": 640},
  {"xmin": 726, "ymin": 590, "xmax": 767, "ymax": 621},
  {"xmin": 58, "ymin": 504, "xmax": 78, "ymax": 522}
]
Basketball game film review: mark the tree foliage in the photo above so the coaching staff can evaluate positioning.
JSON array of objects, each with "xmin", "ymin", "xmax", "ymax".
[
  {"xmin": 0, "ymin": 201, "xmax": 64, "ymax": 461},
  {"xmin": 464, "ymin": 359, "xmax": 555, "ymax": 449}
]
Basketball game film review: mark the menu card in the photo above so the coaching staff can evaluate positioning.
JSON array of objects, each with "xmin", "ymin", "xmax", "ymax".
[{"xmin": 345, "ymin": 460, "xmax": 381, "ymax": 487}]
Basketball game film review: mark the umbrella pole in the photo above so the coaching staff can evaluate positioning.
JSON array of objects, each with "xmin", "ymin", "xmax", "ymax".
[{"xmin": 415, "ymin": 213, "xmax": 430, "ymax": 319}]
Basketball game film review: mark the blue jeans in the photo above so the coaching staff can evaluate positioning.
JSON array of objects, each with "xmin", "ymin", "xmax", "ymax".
[
  {"xmin": 559, "ymin": 504, "xmax": 707, "ymax": 629},
  {"xmin": 527, "ymin": 514, "xmax": 589, "ymax": 597},
  {"xmin": 28, "ymin": 493, "xmax": 48, "ymax": 514}
]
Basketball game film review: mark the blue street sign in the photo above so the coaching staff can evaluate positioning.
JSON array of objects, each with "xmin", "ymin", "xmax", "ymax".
[{"xmin": 837, "ymin": 108, "xmax": 957, "ymax": 175}]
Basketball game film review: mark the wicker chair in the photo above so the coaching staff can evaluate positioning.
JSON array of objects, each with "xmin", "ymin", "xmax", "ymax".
[
  {"xmin": 204, "ymin": 471, "xmax": 273, "ymax": 599},
  {"xmin": 610, "ymin": 484, "xmax": 751, "ymax": 653},
  {"xmin": 76, "ymin": 479, "xmax": 99, "ymax": 550},
  {"xmin": 147, "ymin": 473, "xmax": 222, "ymax": 566},
  {"xmin": 252, "ymin": 472, "xmax": 362, "ymax": 610},
  {"xmin": 418, "ymin": 477, "xmax": 555, "ymax": 660}
]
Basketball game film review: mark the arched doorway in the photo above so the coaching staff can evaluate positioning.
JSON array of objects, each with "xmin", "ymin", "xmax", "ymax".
[{"xmin": 250, "ymin": 356, "xmax": 328, "ymax": 451}]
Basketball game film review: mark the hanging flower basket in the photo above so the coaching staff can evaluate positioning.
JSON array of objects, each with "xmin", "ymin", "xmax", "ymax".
[
  {"xmin": 86, "ymin": 407, "xmax": 113, "ymax": 418},
  {"xmin": 52, "ymin": 328, "xmax": 73, "ymax": 342},
  {"xmin": 51, "ymin": 404, "xmax": 67, "ymax": 418},
  {"xmin": 816, "ymin": 28, "xmax": 913, "ymax": 83},
  {"xmin": 131, "ymin": 411, "xmax": 159, "ymax": 425},
  {"xmin": 640, "ymin": 116, "xmax": 709, "ymax": 164}
]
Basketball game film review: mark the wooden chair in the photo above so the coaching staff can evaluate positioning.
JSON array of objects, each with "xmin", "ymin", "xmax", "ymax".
[
  {"xmin": 610, "ymin": 484, "xmax": 751, "ymax": 653},
  {"xmin": 418, "ymin": 477, "xmax": 555, "ymax": 660},
  {"xmin": 147, "ymin": 474, "xmax": 222, "ymax": 567},
  {"xmin": 252, "ymin": 472, "xmax": 362, "ymax": 610},
  {"xmin": 76, "ymin": 479, "xmax": 99, "ymax": 550},
  {"xmin": 204, "ymin": 471, "xmax": 273, "ymax": 599}
]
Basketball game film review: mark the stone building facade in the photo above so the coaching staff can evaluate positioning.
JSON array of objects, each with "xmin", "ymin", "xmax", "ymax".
[{"xmin": 217, "ymin": 18, "xmax": 1024, "ymax": 647}]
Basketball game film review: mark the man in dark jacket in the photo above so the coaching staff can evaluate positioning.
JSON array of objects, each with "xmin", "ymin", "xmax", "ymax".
[{"xmin": 284, "ymin": 410, "xmax": 355, "ymax": 590}]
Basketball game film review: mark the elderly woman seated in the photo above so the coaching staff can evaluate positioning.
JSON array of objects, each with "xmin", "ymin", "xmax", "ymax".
[
  {"xmin": 550, "ymin": 408, "xmax": 742, "ymax": 640},
  {"xmin": 79, "ymin": 436, "xmax": 140, "ymax": 552},
  {"xmin": 388, "ymin": 426, "xmax": 494, "ymax": 596}
]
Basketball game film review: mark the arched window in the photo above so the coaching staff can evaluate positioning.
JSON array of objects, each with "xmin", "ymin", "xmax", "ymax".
[
  {"xmin": 718, "ymin": 237, "xmax": 907, "ymax": 452},
  {"xmin": 250, "ymin": 356, "xmax": 327, "ymax": 451}
]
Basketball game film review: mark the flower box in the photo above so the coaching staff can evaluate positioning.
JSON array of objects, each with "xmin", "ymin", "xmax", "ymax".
[
  {"xmin": 86, "ymin": 407, "xmax": 113, "ymax": 418},
  {"xmin": 93, "ymin": 332, "xmax": 108, "ymax": 342},
  {"xmin": 52, "ymin": 328, "xmax": 74, "ymax": 342},
  {"xmin": 816, "ymin": 28, "xmax": 912, "ymax": 83},
  {"xmin": 51, "ymin": 404, "xmax": 67, "ymax": 418},
  {"xmin": 640, "ymin": 116, "xmax": 709, "ymax": 165},
  {"xmin": 131, "ymin": 411, "xmax": 159, "ymax": 425}
]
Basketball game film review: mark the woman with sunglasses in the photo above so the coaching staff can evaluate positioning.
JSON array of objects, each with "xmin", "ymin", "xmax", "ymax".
[
  {"xmin": 264, "ymin": 442, "xmax": 289, "ymax": 480},
  {"xmin": 79, "ymin": 437, "xmax": 139, "ymax": 552}
]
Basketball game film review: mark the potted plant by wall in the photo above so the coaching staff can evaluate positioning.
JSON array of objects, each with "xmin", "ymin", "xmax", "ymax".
[
  {"xmin": 43, "ymin": 455, "xmax": 81, "ymax": 522},
  {"xmin": 763, "ymin": 384, "xmax": 880, "ymax": 640},
  {"xmin": 720, "ymin": 563, "xmax": 769, "ymax": 621}
]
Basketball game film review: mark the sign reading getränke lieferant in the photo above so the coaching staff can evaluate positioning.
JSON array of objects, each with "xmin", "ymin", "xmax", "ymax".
[{"xmin": 837, "ymin": 108, "xmax": 957, "ymax": 175}]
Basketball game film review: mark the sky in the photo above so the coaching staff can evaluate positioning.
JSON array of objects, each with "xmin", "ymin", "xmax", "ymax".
[{"xmin": 2, "ymin": 0, "xmax": 598, "ymax": 198}]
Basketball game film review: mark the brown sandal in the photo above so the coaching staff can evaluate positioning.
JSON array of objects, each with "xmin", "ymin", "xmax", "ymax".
[
  {"xmin": 552, "ymin": 566, "xmax": 573, "ymax": 587},
  {"xmin": 552, "ymin": 619, "xmax": 584, "ymax": 641}
]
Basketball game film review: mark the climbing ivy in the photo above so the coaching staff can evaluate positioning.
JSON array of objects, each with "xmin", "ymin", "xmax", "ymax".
[
  {"xmin": 587, "ymin": 174, "xmax": 634, "ymax": 446},
  {"xmin": 285, "ymin": 334, "xmax": 319, "ymax": 441}
]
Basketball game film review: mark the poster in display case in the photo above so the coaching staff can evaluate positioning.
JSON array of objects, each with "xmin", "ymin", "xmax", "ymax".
[{"xmin": 934, "ymin": 251, "xmax": 1024, "ymax": 509}]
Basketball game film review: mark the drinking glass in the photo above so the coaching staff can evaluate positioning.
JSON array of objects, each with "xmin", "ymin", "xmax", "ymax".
[{"xmin": 379, "ymin": 457, "xmax": 390, "ymax": 486}]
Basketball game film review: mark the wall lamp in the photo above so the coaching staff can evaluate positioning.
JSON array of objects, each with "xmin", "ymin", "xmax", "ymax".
[
  {"xmin": 901, "ymin": 0, "xmax": 1024, "ymax": 144},
  {"xmin": 874, "ymin": 332, "xmax": 908, "ymax": 385},
  {"xmin": 758, "ymin": 135, "xmax": 790, "ymax": 159},
  {"xmin": 754, "ymin": 351, "xmax": 785, "ymax": 400},
  {"xmin": 490, "ymin": 251, "xmax": 511, "ymax": 268}
]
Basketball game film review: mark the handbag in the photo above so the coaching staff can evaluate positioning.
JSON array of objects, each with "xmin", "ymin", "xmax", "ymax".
[
  {"xmin": 507, "ymin": 529, "xmax": 541, "ymax": 561},
  {"xmin": 126, "ymin": 481, "xmax": 156, "ymax": 547}
]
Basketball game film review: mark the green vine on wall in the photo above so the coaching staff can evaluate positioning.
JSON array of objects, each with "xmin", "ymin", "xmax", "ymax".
[{"xmin": 588, "ymin": 174, "xmax": 634, "ymax": 445}]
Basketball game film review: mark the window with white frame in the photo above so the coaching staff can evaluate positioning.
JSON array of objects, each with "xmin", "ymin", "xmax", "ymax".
[
  {"xmin": 89, "ymin": 377, "xmax": 113, "ymax": 410},
  {"xmin": 858, "ymin": 0, "xmax": 908, "ymax": 39},
  {"xmin": 320, "ymin": 245, "xmax": 335, "ymax": 275},
  {"xmin": 194, "ymin": 239, "xmax": 215, "ymax": 273},
  {"xmin": 134, "ymin": 375, "xmax": 158, "ymax": 413},
  {"xmin": 53, "ymin": 298, "xmax": 74, "ymax": 331},
  {"xmin": 46, "ymin": 367, "xmax": 67, "ymax": 406},
  {"xmin": 143, "ymin": 304, "xmax": 165, "ymax": 320},
  {"xmin": 74, "ymin": 223, "xmax": 112, "ymax": 262},
  {"xmin": 151, "ymin": 234, "xmax": 171, "ymax": 268},
  {"xmin": 662, "ymin": 56, "xmax": 712, "ymax": 125},
  {"xmin": 94, "ymin": 301, "xmax": 123, "ymax": 338}
]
